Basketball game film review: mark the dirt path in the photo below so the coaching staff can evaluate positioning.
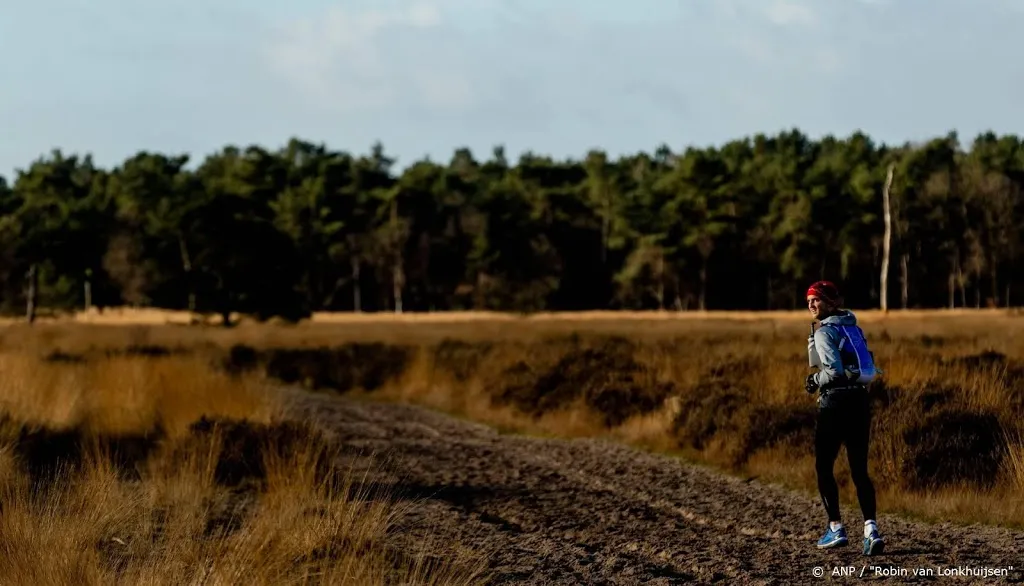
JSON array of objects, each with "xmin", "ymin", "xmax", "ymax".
[{"xmin": 284, "ymin": 389, "xmax": 1024, "ymax": 585}]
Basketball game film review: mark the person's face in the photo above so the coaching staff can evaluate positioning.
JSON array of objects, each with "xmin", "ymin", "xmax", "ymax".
[{"xmin": 807, "ymin": 295, "xmax": 834, "ymax": 320}]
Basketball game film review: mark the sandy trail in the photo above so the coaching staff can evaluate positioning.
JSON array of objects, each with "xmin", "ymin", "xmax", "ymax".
[{"xmin": 284, "ymin": 389, "xmax": 1024, "ymax": 585}]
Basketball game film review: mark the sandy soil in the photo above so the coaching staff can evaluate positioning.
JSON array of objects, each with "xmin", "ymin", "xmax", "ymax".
[{"xmin": 284, "ymin": 389, "xmax": 1024, "ymax": 585}]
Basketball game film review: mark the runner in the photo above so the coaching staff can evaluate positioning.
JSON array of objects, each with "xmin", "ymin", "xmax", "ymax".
[{"xmin": 805, "ymin": 280, "xmax": 885, "ymax": 556}]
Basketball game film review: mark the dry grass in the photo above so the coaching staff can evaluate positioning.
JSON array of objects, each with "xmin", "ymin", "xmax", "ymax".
[
  {"xmin": 218, "ymin": 310, "xmax": 1024, "ymax": 529},
  {"xmin": 0, "ymin": 353, "xmax": 276, "ymax": 438},
  {"xmin": 5, "ymin": 308, "xmax": 1024, "ymax": 533},
  {"xmin": 0, "ymin": 351, "xmax": 487, "ymax": 586}
]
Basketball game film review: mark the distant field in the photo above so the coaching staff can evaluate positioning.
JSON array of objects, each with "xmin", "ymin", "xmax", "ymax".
[{"xmin": 5, "ymin": 306, "xmax": 1023, "ymax": 326}]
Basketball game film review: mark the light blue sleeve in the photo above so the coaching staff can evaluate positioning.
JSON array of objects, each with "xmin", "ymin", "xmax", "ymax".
[{"xmin": 812, "ymin": 327, "xmax": 844, "ymax": 387}]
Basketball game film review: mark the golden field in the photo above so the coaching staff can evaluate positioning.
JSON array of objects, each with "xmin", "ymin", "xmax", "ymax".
[
  {"xmin": 0, "ymin": 343, "xmax": 486, "ymax": 584},
  {"xmin": 2, "ymin": 305, "xmax": 1024, "ymax": 582}
]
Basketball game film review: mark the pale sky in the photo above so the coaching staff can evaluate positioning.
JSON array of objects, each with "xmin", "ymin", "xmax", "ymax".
[{"xmin": 2, "ymin": 0, "xmax": 1023, "ymax": 180}]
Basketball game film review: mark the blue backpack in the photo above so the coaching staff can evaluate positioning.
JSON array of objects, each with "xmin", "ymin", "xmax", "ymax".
[{"xmin": 808, "ymin": 322, "xmax": 880, "ymax": 384}]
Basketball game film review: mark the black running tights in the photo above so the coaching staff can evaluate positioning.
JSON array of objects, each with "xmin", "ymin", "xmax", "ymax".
[{"xmin": 815, "ymin": 394, "xmax": 877, "ymax": 523}]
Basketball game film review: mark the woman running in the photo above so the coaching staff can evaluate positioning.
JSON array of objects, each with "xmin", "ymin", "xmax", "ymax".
[{"xmin": 804, "ymin": 280, "xmax": 885, "ymax": 556}]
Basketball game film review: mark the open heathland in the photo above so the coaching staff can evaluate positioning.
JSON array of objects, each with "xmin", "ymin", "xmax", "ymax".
[
  {"xmin": 8, "ymin": 309, "xmax": 1024, "ymax": 527},
  {"xmin": 4, "ymin": 310, "xmax": 1024, "ymax": 584}
]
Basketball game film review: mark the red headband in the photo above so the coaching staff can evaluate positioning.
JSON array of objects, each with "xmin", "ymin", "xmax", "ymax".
[{"xmin": 807, "ymin": 280, "xmax": 840, "ymax": 303}]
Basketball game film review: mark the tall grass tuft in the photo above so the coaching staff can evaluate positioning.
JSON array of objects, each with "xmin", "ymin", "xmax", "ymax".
[{"xmin": 0, "ymin": 350, "xmax": 487, "ymax": 585}]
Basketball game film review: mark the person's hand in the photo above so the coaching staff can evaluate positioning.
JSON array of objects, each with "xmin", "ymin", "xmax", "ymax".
[{"xmin": 805, "ymin": 373, "xmax": 818, "ymax": 394}]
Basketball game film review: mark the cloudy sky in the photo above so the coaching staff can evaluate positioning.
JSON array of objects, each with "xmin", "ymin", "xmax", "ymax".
[{"xmin": 2, "ymin": 0, "xmax": 1022, "ymax": 179}]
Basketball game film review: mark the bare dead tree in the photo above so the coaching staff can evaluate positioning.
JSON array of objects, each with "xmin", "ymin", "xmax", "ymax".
[
  {"xmin": 178, "ymin": 232, "xmax": 196, "ymax": 313},
  {"xmin": 880, "ymin": 164, "xmax": 894, "ymax": 313}
]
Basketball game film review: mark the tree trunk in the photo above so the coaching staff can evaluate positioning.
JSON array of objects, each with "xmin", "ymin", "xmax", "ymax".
[
  {"xmin": 990, "ymin": 265, "xmax": 999, "ymax": 308},
  {"xmin": 767, "ymin": 273, "xmax": 773, "ymax": 310},
  {"xmin": 26, "ymin": 263, "xmax": 38, "ymax": 324},
  {"xmin": 948, "ymin": 268, "xmax": 955, "ymax": 309},
  {"xmin": 178, "ymin": 233, "xmax": 196, "ymax": 313},
  {"xmin": 351, "ymin": 255, "xmax": 362, "ymax": 312},
  {"xmin": 392, "ymin": 265, "xmax": 403, "ymax": 314},
  {"xmin": 880, "ymin": 164, "xmax": 894, "ymax": 312},
  {"xmin": 390, "ymin": 199, "xmax": 404, "ymax": 314},
  {"xmin": 957, "ymin": 255, "xmax": 966, "ymax": 308},
  {"xmin": 656, "ymin": 252, "xmax": 664, "ymax": 310},
  {"xmin": 474, "ymin": 272, "xmax": 486, "ymax": 310},
  {"xmin": 698, "ymin": 257, "xmax": 707, "ymax": 311},
  {"xmin": 974, "ymin": 266, "xmax": 982, "ymax": 308},
  {"xmin": 84, "ymin": 273, "xmax": 92, "ymax": 311},
  {"xmin": 601, "ymin": 213, "xmax": 609, "ymax": 265},
  {"xmin": 900, "ymin": 253, "xmax": 909, "ymax": 309}
]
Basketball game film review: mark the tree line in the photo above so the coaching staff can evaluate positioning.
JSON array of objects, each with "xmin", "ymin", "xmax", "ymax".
[{"xmin": 1, "ymin": 128, "xmax": 1021, "ymax": 322}]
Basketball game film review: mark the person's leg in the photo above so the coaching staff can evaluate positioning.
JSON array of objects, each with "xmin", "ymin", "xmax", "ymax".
[
  {"xmin": 815, "ymin": 407, "xmax": 844, "ymax": 522},
  {"xmin": 815, "ymin": 406, "xmax": 848, "ymax": 548},
  {"xmin": 844, "ymin": 394, "xmax": 884, "ymax": 555},
  {"xmin": 844, "ymin": 397, "xmax": 876, "ymax": 521}
]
